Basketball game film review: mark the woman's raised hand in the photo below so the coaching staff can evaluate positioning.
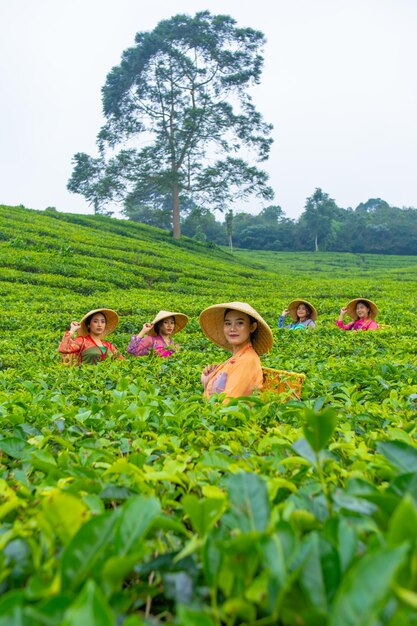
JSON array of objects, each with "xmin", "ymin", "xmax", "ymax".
[
  {"xmin": 137, "ymin": 322, "xmax": 153, "ymax": 338},
  {"xmin": 69, "ymin": 321, "xmax": 81, "ymax": 335},
  {"xmin": 338, "ymin": 306, "xmax": 348, "ymax": 321},
  {"xmin": 282, "ymin": 308, "xmax": 289, "ymax": 316}
]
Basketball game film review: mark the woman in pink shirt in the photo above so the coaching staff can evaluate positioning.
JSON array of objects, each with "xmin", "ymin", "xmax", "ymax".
[
  {"xmin": 127, "ymin": 310, "xmax": 189, "ymax": 357},
  {"xmin": 336, "ymin": 298, "xmax": 379, "ymax": 331}
]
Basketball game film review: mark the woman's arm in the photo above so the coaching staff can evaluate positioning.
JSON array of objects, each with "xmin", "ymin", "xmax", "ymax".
[
  {"xmin": 335, "ymin": 320, "xmax": 354, "ymax": 330},
  {"xmin": 58, "ymin": 322, "xmax": 84, "ymax": 354},
  {"xmin": 278, "ymin": 309, "xmax": 289, "ymax": 328},
  {"xmin": 338, "ymin": 307, "xmax": 347, "ymax": 321},
  {"xmin": 335, "ymin": 307, "xmax": 354, "ymax": 330}
]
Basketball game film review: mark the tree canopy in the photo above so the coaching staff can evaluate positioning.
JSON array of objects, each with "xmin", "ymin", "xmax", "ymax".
[
  {"xmin": 176, "ymin": 191, "xmax": 417, "ymax": 255},
  {"xmin": 297, "ymin": 189, "xmax": 341, "ymax": 252},
  {"xmin": 68, "ymin": 11, "xmax": 274, "ymax": 238}
]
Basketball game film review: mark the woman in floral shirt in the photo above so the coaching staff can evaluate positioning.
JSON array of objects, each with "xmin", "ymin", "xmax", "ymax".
[
  {"xmin": 126, "ymin": 310, "xmax": 189, "ymax": 357},
  {"xmin": 59, "ymin": 308, "xmax": 124, "ymax": 365}
]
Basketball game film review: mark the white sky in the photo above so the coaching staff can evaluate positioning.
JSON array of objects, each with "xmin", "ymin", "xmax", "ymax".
[{"xmin": 0, "ymin": 0, "xmax": 416, "ymax": 220}]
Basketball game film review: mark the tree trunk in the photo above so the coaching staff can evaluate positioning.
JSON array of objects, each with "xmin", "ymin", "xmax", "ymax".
[
  {"xmin": 172, "ymin": 185, "xmax": 181, "ymax": 239},
  {"xmin": 314, "ymin": 234, "xmax": 319, "ymax": 252},
  {"xmin": 225, "ymin": 209, "xmax": 234, "ymax": 252}
]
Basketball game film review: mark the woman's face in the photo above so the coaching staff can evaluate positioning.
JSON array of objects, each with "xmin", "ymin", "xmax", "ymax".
[
  {"xmin": 356, "ymin": 302, "xmax": 370, "ymax": 319},
  {"xmin": 88, "ymin": 314, "xmax": 107, "ymax": 336},
  {"xmin": 223, "ymin": 310, "xmax": 257, "ymax": 348},
  {"xmin": 297, "ymin": 304, "xmax": 309, "ymax": 320},
  {"xmin": 159, "ymin": 316, "xmax": 175, "ymax": 336}
]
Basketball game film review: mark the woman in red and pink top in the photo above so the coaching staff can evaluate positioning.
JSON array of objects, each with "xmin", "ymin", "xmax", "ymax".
[
  {"xmin": 127, "ymin": 310, "xmax": 189, "ymax": 357},
  {"xmin": 336, "ymin": 298, "xmax": 379, "ymax": 331},
  {"xmin": 59, "ymin": 308, "xmax": 124, "ymax": 365}
]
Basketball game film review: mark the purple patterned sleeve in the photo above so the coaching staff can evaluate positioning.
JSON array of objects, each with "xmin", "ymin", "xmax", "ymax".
[{"xmin": 126, "ymin": 335, "xmax": 154, "ymax": 356}]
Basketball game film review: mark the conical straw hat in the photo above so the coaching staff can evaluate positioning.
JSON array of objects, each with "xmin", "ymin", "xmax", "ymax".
[
  {"xmin": 345, "ymin": 298, "xmax": 378, "ymax": 320},
  {"xmin": 287, "ymin": 299, "xmax": 318, "ymax": 322},
  {"xmin": 147, "ymin": 310, "xmax": 189, "ymax": 337},
  {"xmin": 199, "ymin": 302, "xmax": 273, "ymax": 355}
]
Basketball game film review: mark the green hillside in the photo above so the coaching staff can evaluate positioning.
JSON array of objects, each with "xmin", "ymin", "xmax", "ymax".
[
  {"xmin": 2, "ymin": 204, "xmax": 417, "ymax": 368},
  {"xmin": 1, "ymin": 205, "xmax": 417, "ymax": 625}
]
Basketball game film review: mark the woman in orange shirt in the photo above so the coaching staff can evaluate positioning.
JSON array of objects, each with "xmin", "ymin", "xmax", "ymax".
[{"xmin": 199, "ymin": 302, "xmax": 273, "ymax": 400}]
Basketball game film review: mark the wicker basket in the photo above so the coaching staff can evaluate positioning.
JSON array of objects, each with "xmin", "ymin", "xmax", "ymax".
[{"xmin": 262, "ymin": 367, "xmax": 305, "ymax": 401}]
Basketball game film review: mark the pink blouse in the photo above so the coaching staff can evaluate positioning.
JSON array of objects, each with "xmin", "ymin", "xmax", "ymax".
[
  {"xmin": 335, "ymin": 319, "xmax": 379, "ymax": 331},
  {"xmin": 126, "ymin": 334, "xmax": 177, "ymax": 357}
]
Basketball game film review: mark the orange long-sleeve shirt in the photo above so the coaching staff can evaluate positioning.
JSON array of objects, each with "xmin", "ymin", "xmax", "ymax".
[{"xmin": 204, "ymin": 343, "xmax": 263, "ymax": 400}]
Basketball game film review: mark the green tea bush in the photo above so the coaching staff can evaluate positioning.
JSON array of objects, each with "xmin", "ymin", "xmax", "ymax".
[{"xmin": 1, "ymin": 205, "xmax": 417, "ymax": 624}]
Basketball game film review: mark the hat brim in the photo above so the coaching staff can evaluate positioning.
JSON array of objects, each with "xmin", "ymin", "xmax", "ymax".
[
  {"xmin": 345, "ymin": 298, "xmax": 378, "ymax": 320},
  {"xmin": 147, "ymin": 311, "xmax": 189, "ymax": 336},
  {"xmin": 199, "ymin": 302, "xmax": 273, "ymax": 355},
  {"xmin": 79, "ymin": 308, "xmax": 119, "ymax": 337},
  {"xmin": 287, "ymin": 299, "xmax": 318, "ymax": 322}
]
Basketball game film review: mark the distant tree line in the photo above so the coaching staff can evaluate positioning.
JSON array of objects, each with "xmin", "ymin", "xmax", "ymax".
[{"xmin": 125, "ymin": 188, "xmax": 417, "ymax": 255}]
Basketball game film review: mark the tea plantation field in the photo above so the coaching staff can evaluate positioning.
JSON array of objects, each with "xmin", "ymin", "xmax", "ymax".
[{"xmin": 1, "ymin": 205, "xmax": 417, "ymax": 625}]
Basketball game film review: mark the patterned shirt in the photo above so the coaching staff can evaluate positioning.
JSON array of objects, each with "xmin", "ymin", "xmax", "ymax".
[
  {"xmin": 126, "ymin": 334, "xmax": 177, "ymax": 358},
  {"xmin": 59, "ymin": 333, "xmax": 123, "ymax": 365},
  {"xmin": 278, "ymin": 315, "xmax": 316, "ymax": 329},
  {"xmin": 335, "ymin": 319, "xmax": 379, "ymax": 331}
]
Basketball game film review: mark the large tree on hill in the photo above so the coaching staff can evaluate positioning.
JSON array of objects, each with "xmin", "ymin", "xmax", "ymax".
[{"xmin": 68, "ymin": 11, "xmax": 274, "ymax": 238}]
